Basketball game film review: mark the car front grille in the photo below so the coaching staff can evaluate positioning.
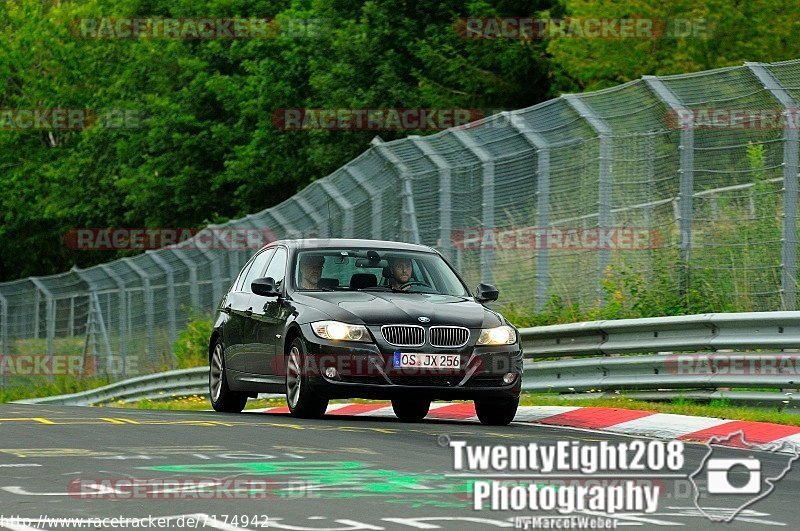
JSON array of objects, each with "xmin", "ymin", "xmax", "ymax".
[
  {"xmin": 429, "ymin": 326, "xmax": 469, "ymax": 348},
  {"xmin": 381, "ymin": 325, "xmax": 424, "ymax": 347}
]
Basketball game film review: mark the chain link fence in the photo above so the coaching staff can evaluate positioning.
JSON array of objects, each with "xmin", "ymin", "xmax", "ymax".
[{"xmin": 2, "ymin": 59, "xmax": 800, "ymax": 383}]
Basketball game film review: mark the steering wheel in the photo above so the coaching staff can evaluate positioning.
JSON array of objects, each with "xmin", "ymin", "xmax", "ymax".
[{"xmin": 398, "ymin": 280, "xmax": 429, "ymax": 290}]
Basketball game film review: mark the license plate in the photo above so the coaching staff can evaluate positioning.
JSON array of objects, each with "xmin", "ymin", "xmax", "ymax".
[{"xmin": 393, "ymin": 352, "xmax": 460, "ymax": 369}]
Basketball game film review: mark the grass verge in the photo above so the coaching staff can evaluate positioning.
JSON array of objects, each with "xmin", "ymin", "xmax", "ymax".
[{"xmin": 0, "ymin": 376, "xmax": 111, "ymax": 403}]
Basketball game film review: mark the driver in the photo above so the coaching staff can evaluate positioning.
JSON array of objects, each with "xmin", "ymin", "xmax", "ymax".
[{"xmin": 387, "ymin": 256, "xmax": 413, "ymax": 290}]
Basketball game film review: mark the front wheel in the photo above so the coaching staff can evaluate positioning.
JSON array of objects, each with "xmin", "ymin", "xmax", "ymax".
[
  {"xmin": 391, "ymin": 398, "xmax": 431, "ymax": 422},
  {"xmin": 209, "ymin": 340, "xmax": 248, "ymax": 413},
  {"xmin": 285, "ymin": 338, "xmax": 328, "ymax": 419},
  {"xmin": 474, "ymin": 397, "xmax": 519, "ymax": 426}
]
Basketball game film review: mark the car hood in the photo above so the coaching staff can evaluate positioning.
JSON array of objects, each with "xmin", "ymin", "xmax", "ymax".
[{"xmin": 293, "ymin": 291, "xmax": 502, "ymax": 328}]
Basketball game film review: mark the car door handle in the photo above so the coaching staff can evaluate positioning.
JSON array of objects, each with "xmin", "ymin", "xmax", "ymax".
[{"xmin": 245, "ymin": 307, "xmax": 253, "ymax": 316}]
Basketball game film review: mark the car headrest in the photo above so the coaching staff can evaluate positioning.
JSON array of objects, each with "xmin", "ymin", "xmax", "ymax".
[
  {"xmin": 382, "ymin": 266, "xmax": 392, "ymax": 278},
  {"xmin": 349, "ymin": 273, "xmax": 378, "ymax": 290},
  {"xmin": 318, "ymin": 278, "xmax": 339, "ymax": 289}
]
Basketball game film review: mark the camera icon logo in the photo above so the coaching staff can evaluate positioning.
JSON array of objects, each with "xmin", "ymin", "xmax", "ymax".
[
  {"xmin": 706, "ymin": 458, "xmax": 761, "ymax": 494},
  {"xmin": 689, "ymin": 430, "xmax": 799, "ymax": 523}
]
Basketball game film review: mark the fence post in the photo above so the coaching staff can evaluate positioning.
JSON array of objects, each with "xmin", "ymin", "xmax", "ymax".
[
  {"xmin": 294, "ymin": 194, "xmax": 328, "ymax": 238},
  {"xmin": 268, "ymin": 209, "xmax": 297, "ymax": 240},
  {"xmin": 507, "ymin": 112, "xmax": 551, "ymax": 310},
  {"xmin": 122, "ymin": 258, "xmax": 155, "ymax": 365},
  {"xmin": 371, "ymin": 138, "xmax": 421, "ymax": 244},
  {"xmin": 319, "ymin": 181, "xmax": 354, "ymax": 238},
  {"xmin": 0, "ymin": 287, "xmax": 7, "ymax": 388},
  {"xmin": 169, "ymin": 250, "xmax": 200, "ymax": 311},
  {"xmin": 746, "ymin": 62, "xmax": 799, "ymax": 310},
  {"xmin": 564, "ymin": 95, "xmax": 613, "ymax": 302},
  {"xmin": 147, "ymin": 252, "xmax": 177, "ymax": 356},
  {"xmin": 643, "ymin": 76, "xmax": 694, "ymax": 301},
  {"xmin": 452, "ymin": 129, "xmax": 496, "ymax": 285},
  {"xmin": 99, "ymin": 264, "xmax": 128, "ymax": 378},
  {"xmin": 33, "ymin": 288, "xmax": 40, "ymax": 340},
  {"xmin": 72, "ymin": 267, "xmax": 115, "ymax": 377},
  {"xmin": 187, "ymin": 226, "xmax": 230, "ymax": 310},
  {"xmin": 29, "ymin": 278, "xmax": 55, "ymax": 360},
  {"xmin": 410, "ymin": 136, "xmax": 453, "ymax": 260},
  {"xmin": 346, "ymin": 165, "xmax": 382, "ymax": 240}
]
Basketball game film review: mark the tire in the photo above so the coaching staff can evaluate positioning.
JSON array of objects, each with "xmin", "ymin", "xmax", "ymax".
[
  {"xmin": 285, "ymin": 337, "xmax": 328, "ymax": 419},
  {"xmin": 209, "ymin": 339, "xmax": 248, "ymax": 413},
  {"xmin": 474, "ymin": 397, "xmax": 519, "ymax": 426},
  {"xmin": 391, "ymin": 398, "xmax": 431, "ymax": 422}
]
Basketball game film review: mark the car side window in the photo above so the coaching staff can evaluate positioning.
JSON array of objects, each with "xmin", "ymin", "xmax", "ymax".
[
  {"xmin": 262, "ymin": 247, "xmax": 288, "ymax": 291},
  {"xmin": 239, "ymin": 248, "xmax": 275, "ymax": 292}
]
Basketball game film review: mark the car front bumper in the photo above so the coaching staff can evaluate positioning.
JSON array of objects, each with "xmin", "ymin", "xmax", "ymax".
[{"xmin": 298, "ymin": 323, "xmax": 523, "ymax": 401}]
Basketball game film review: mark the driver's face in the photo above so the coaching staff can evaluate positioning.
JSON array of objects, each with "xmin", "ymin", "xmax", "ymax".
[{"xmin": 391, "ymin": 259, "xmax": 412, "ymax": 283}]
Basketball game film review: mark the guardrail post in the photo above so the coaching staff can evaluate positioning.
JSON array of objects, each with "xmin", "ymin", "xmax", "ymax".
[
  {"xmin": 371, "ymin": 137, "xmax": 421, "ymax": 244},
  {"xmin": 410, "ymin": 136, "xmax": 453, "ymax": 260},
  {"xmin": 99, "ymin": 264, "xmax": 128, "ymax": 378},
  {"xmin": 319, "ymin": 181, "xmax": 354, "ymax": 238},
  {"xmin": 452, "ymin": 130, "xmax": 496, "ymax": 285},
  {"xmin": 345, "ymin": 165, "xmax": 382, "ymax": 240},
  {"xmin": 29, "ymin": 278, "xmax": 55, "ymax": 360},
  {"xmin": 147, "ymin": 252, "xmax": 177, "ymax": 356},
  {"xmin": 644, "ymin": 76, "xmax": 694, "ymax": 302},
  {"xmin": 507, "ymin": 112, "xmax": 552, "ymax": 310},
  {"xmin": 122, "ymin": 259, "xmax": 155, "ymax": 365},
  {"xmin": 747, "ymin": 62, "xmax": 800, "ymax": 310},
  {"xmin": 564, "ymin": 95, "xmax": 613, "ymax": 302}
]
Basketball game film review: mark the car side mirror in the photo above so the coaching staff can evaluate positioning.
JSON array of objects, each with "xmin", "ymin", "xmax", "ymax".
[
  {"xmin": 252, "ymin": 277, "xmax": 280, "ymax": 297},
  {"xmin": 475, "ymin": 283, "xmax": 499, "ymax": 303}
]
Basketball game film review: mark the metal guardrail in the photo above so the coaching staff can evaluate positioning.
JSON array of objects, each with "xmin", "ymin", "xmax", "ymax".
[
  {"xmin": 520, "ymin": 311, "xmax": 800, "ymax": 403},
  {"xmin": 15, "ymin": 368, "xmax": 208, "ymax": 406},
  {"xmin": 14, "ymin": 312, "xmax": 800, "ymax": 406}
]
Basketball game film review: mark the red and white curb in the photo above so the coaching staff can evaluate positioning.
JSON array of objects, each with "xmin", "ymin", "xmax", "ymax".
[{"xmin": 251, "ymin": 402, "xmax": 800, "ymax": 453}]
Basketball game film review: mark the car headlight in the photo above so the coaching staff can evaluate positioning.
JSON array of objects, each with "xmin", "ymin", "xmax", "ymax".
[
  {"xmin": 311, "ymin": 321, "xmax": 371, "ymax": 342},
  {"xmin": 476, "ymin": 325, "xmax": 516, "ymax": 345}
]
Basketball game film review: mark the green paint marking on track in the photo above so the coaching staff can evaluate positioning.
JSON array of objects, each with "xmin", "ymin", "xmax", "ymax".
[{"xmin": 145, "ymin": 460, "xmax": 478, "ymax": 505}]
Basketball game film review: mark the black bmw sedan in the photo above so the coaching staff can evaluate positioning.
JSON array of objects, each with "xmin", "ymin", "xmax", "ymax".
[{"xmin": 208, "ymin": 238, "xmax": 523, "ymax": 425}]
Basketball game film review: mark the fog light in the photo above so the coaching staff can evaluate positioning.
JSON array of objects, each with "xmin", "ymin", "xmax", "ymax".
[
  {"xmin": 503, "ymin": 372, "xmax": 516, "ymax": 384},
  {"xmin": 325, "ymin": 367, "xmax": 338, "ymax": 379}
]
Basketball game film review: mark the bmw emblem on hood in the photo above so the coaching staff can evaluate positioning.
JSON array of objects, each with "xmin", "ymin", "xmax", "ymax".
[{"xmin": 418, "ymin": 316, "xmax": 430, "ymax": 323}]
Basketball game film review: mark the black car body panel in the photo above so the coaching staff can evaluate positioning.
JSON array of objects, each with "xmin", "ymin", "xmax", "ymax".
[{"xmin": 211, "ymin": 238, "xmax": 523, "ymax": 401}]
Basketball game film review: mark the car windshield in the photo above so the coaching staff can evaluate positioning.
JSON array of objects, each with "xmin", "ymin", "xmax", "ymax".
[{"xmin": 294, "ymin": 248, "xmax": 468, "ymax": 296}]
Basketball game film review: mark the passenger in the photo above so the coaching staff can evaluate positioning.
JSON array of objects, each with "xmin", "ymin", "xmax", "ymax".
[{"xmin": 298, "ymin": 254, "xmax": 325, "ymax": 289}]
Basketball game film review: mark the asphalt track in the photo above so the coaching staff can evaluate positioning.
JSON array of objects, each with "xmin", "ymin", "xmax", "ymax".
[{"xmin": 0, "ymin": 403, "xmax": 798, "ymax": 530}]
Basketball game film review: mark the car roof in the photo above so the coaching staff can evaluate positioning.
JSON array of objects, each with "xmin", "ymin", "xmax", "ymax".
[{"xmin": 271, "ymin": 238, "xmax": 438, "ymax": 253}]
